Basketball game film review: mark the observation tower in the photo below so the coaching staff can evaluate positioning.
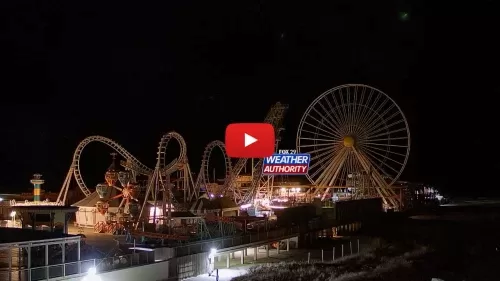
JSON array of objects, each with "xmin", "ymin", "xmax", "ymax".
[{"xmin": 30, "ymin": 174, "xmax": 45, "ymax": 202}]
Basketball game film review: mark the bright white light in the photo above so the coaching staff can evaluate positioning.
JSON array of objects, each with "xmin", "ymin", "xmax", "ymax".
[
  {"xmin": 280, "ymin": 187, "xmax": 286, "ymax": 192},
  {"xmin": 82, "ymin": 267, "xmax": 101, "ymax": 281},
  {"xmin": 209, "ymin": 248, "xmax": 217, "ymax": 257},
  {"xmin": 128, "ymin": 247, "xmax": 154, "ymax": 252},
  {"xmin": 10, "ymin": 200, "xmax": 62, "ymax": 206},
  {"xmin": 261, "ymin": 199, "xmax": 270, "ymax": 206},
  {"xmin": 268, "ymin": 205, "xmax": 287, "ymax": 209},
  {"xmin": 148, "ymin": 205, "xmax": 175, "ymax": 222},
  {"xmin": 0, "ymin": 197, "xmax": 3, "ymax": 202},
  {"xmin": 217, "ymin": 268, "xmax": 249, "ymax": 279},
  {"xmin": 151, "ymin": 207, "xmax": 161, "ymax": 215},
  {"xmin": 240, "ymin": 203, "xmax": 252, "ymax": 209},
  {"xmin": 10, "ymin": 211, "xmax": 16, "ymax": 217}
]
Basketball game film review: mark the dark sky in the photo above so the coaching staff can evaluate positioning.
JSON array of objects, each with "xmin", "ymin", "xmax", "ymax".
[{"xmin": 1, "ymin": 1, "xmax": 498, "ymax": 196}]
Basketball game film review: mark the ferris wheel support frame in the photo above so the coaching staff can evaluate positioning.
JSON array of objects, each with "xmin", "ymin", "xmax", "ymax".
[
  {"xmin": 316, "ymin": 148, "xmax": 348, "ymax": 200},
  {"xmin": 57, "ymin": 136, "xmax": 152, "ymax": 205},
  {"xmin": 353, "ymin": 147, "xmax": 400, "ymax": 208}
]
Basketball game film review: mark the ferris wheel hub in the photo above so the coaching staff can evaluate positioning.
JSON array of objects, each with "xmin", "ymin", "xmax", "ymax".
[{"xmin": 343, "ymin": 136, "xmax": 355, "ymax": 148}]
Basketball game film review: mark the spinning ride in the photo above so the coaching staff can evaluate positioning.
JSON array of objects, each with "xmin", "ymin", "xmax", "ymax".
[
  {"xmin": 98, "ymin": 167, "xmax": 139, "ymax": 216},
  {"xmin": 78, "ymin": 154, "xmax": 141, "ymax": 232},
  {"xmin": 110, "ymin": 173, "xmax": 139, "ymax": 211},
  {"xmin": 296, "ymin": 84, "xmax": 410, "ymax": 210}
]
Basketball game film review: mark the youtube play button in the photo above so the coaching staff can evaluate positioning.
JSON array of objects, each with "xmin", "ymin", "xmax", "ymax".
[
  {"xmin": 244, "ymin": 133, "xmax": 257, "ymax": 147},
  {"xmin": 225, "ymin": 123, "xmax": 275, "ymax": 158}
]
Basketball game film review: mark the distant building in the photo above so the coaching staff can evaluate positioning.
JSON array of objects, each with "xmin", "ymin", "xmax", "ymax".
[
  {"xmin": 395, "ymin": 181, "xmax": 441, "ymax": 209},
  {"xmin": 0, "ymin": 190, "xmax": 61, "ymax": 220}
]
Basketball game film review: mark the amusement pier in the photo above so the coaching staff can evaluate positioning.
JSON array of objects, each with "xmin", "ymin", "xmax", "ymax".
[{"xmin": 0, "ymin": 85, "xmax": 441, "ymax": 281}]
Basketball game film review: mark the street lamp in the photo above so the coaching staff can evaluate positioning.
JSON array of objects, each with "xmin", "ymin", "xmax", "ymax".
[
  {"xmin": 210, "ymin": 248, "xmax": 217, "ymax": 258},
  {"xmin": 208, "ymin": 248, "xmax": 217, "ymax": 276}
]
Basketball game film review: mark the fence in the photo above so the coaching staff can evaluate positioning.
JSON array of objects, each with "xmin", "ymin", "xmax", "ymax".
[
  {"xmin": 304, "ymin": 237, "xmax": 372, "ymax": 264},
  {"xmin": 0, "ymin": 251, "xmax": 154, "ymax": 281},
  {"xmin": 173, "ymin": 226, "xmax": 300, "ymax": 257},
  {"xmin": 0, "ymin": 224, "xmax": 359, "ymax": 280}
]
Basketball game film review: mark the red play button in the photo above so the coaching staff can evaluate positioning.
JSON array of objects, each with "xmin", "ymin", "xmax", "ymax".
[{"xmin": 225, "ymin": 123, "xmax": 275, "ymax": 158}]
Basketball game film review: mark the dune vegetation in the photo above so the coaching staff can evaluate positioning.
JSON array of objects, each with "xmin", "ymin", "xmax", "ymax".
[{"xmin": 232, "ymin": 244, "xmax": 431, "ymax": 281}]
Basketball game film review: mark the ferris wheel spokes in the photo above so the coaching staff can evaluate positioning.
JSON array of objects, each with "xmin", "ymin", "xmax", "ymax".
[{"xmin": 297, "ymin": 84, "xmax": 410, "ymax": 210}]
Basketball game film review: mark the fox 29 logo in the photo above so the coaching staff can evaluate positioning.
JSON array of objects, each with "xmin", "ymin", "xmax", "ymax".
[{"xmin": 262, "ymin": 153, "xmax": 310, "ymax": 175}]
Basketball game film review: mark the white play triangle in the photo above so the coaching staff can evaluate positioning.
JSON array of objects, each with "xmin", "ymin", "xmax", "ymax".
[{"xmin": 244, "ymin": 133, "xmax": 257, "ymax": 147}]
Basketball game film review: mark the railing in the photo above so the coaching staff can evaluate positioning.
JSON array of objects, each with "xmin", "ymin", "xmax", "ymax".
[
  {"xmin": 0, "ymin": 251, "xmax": 154, "ymax": 281},
  {"xmin": 173, "ymin": 226, "xmax": 300, "ymax": 257},
  {"xmin": 322, "ymin": 200, "xmax": 335, "ymax": 207},
  {"xmin": 0, "ymin": 223, "xmax": 342, "ymax": 280},
  {"xmin": 172, "ymin": 218, "xmax": 357, "ymax": 257}
]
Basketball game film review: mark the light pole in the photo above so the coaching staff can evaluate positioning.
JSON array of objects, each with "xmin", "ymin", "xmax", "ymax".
[
  {"xmin": 208, "ymin": 248, "xmax": 217, "ymax": 276},
  {"xmin": 10, "ymin": 211, "xmax": 16, "ymax": 225}
]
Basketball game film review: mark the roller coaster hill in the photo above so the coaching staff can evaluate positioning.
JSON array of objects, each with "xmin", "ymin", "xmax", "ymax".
[{"xmin": 54, "ymin": 84, "xmax": 414, "ymax": 246}]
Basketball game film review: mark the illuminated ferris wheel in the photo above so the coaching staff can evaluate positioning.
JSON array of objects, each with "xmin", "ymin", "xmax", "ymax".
[{"xmin": 296, "ymin": 84, "xmax": 410, "ymax": 208}]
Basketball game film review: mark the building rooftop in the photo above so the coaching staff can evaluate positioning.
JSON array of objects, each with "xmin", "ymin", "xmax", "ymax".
[
  {"xmin": 72, "ymin": 189, "xmax": 121, "ymax": 208},
  {"xmin": 0, "ymin": 227, "xmax": 78, "ymax": 244},
  {"xmin": 11, "ymin": 206, "xmax": 78, "ymax": 213}
]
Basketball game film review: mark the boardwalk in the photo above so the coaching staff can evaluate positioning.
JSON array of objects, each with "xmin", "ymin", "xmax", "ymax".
[{"xmin": 186, "ymin": 248, "xmax": 309, "ymax": 281}]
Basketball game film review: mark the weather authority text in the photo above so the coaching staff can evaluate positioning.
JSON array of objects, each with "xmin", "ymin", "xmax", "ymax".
[{"xmin": 262, "ymin": 153, "xmax": 311, "ymax": 175}]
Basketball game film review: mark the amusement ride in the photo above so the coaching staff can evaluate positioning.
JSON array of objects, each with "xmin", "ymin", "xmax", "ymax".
[
  {"xmin": 45, "ymin": 84, "xmax": 410, "ymax": 238},
  {"xmin": 297, "ymin": 84, "xmax": 410, "ymax": 209}
]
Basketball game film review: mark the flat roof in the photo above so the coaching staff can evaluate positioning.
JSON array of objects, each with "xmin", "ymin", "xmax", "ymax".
[
  {"xmin": 11, "ymin": 206, "xmax": 78, "ymax": 213},
  {"xmin": 0, "ymin": 227, "xmax": 78, "ymax": 244}
]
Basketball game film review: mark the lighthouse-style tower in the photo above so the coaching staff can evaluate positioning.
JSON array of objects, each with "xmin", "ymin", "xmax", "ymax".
[{"xmin": 30, "ymin": 174, "xmax": 45, "ymax": 202}]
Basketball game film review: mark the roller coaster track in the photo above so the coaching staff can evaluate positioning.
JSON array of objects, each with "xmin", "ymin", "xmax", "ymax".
[
  {"xmin": 157, "ymin": 132, "xmax": 188, "ymax": 175},
  {"xmin": 195, "ymin": 140, "xmax": 232, "ymax": 196},
  {"xmin": 57, "ymin": 105, "xmax": 287, "ymax": 208},
  {"xmin": 137, "ymin": 131, "xmax": 195, "ymax": 224},
  {"xmin": 224, "ymin": 102, "xmax": 288, "ymax": 204},
  {"xmin": 57, "ymin": 136, "xmax": 152, "ymax": 204}
]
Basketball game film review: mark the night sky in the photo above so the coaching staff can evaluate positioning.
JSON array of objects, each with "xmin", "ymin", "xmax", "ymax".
[{"xmin": 1, "ymin": 1, "xmax": 498, "ymax": 196}]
